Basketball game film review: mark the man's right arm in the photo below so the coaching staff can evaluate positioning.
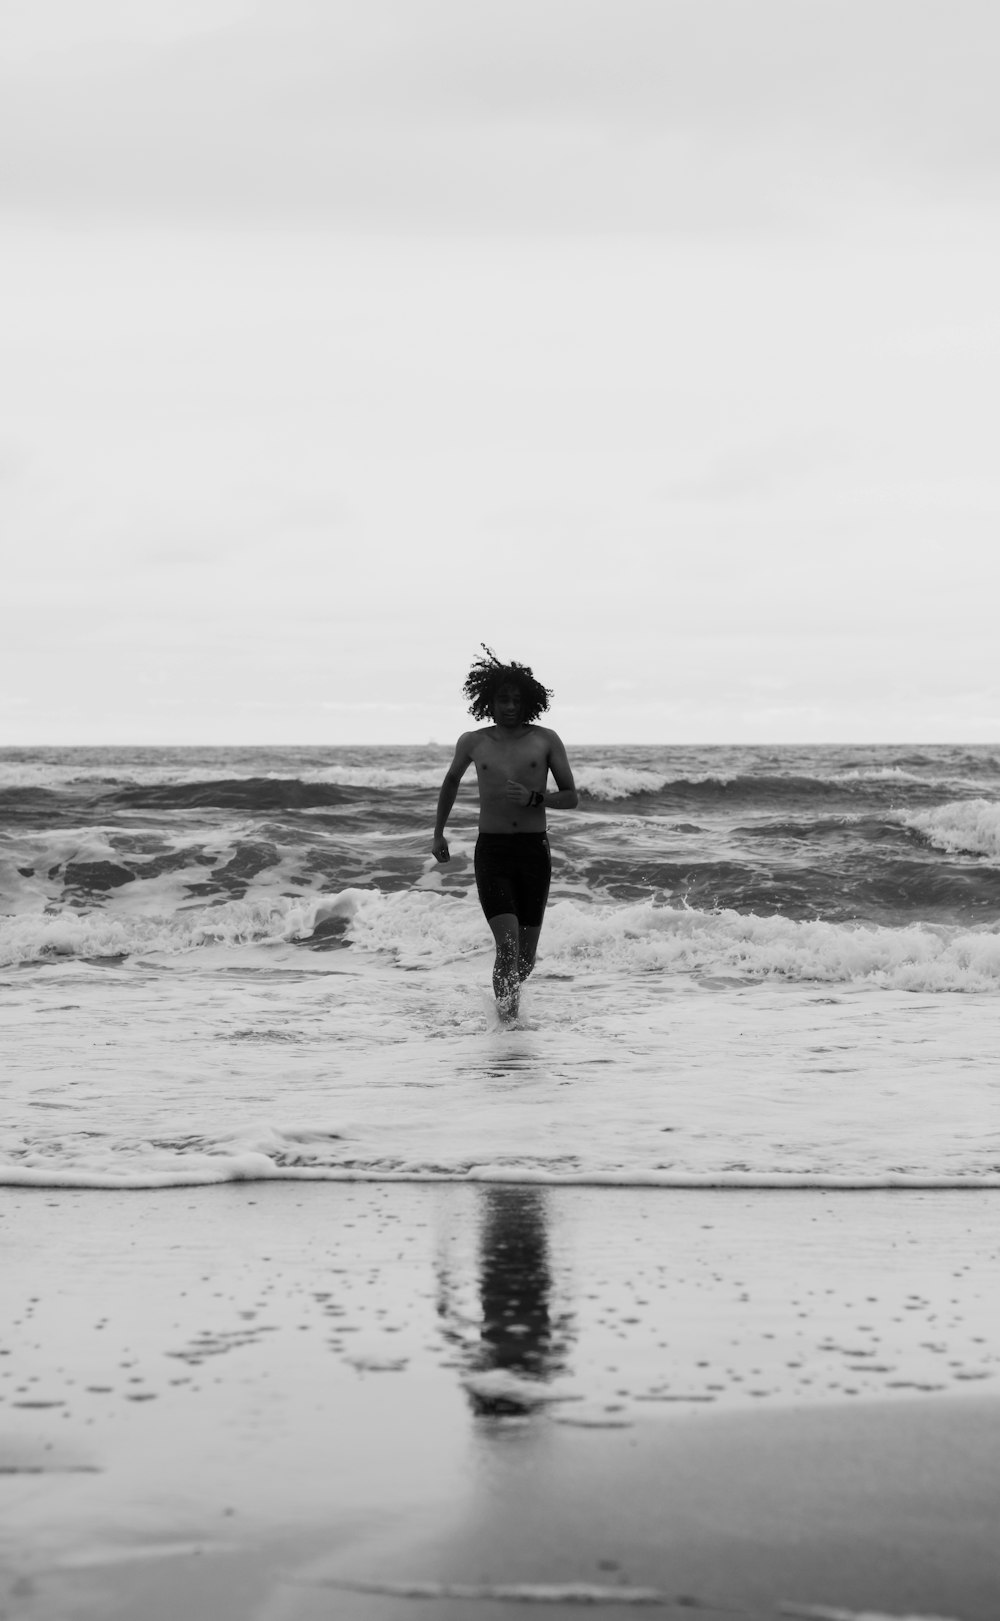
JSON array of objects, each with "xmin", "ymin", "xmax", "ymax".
[{"xmin": 432, "ymin": 733, "xmax": 474, "ymax": 862}]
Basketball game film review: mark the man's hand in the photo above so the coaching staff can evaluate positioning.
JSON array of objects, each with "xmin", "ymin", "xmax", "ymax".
[
  {"xmin": 432, "ymin": 834, "xmax": 450, "ymax": 863},
  {"xmin": 505, "ymin": 779, "xmax": 530, "ymax": 805}
]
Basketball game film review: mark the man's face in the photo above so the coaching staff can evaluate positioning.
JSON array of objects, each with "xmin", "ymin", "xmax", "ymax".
[{"xmin": 492, "ymin": 683, "xmax": 523, "ymax": 728}]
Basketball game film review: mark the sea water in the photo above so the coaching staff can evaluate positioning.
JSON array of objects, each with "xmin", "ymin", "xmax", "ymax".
[{"xmin": 2, "ymin": 743, "xmax": 999, "ymax": 1189}]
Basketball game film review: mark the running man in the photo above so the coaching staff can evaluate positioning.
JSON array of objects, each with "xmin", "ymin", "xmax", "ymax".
[{"xmin": 432, "ymin": 647, "xmax": 578, "ymax": 1019}]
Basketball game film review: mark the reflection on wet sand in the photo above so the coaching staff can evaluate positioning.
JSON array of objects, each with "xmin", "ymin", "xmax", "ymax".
[{"xmin": 456, "ymin": 1186, "xmax": 574, "ymax": 1415}]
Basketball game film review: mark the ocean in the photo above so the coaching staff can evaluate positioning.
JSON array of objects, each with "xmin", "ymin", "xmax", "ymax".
[{"xmin": 2, "ymin": 742, "xmax": 999, "ymax": 1191}]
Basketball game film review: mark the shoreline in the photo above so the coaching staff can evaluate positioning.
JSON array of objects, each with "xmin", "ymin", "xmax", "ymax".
[
  {"xmin": 3, "ymin": 1185, "xmax": 999, "ymax": 1619},
  {"xmin": 6, "ymin": 1169, "xmax": 1000, "ymax": 1189}
]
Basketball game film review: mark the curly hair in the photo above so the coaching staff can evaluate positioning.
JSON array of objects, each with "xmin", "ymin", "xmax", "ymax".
[{"xmin": 462, "ymin": 645, "xmax": 553, "ymax": 724}]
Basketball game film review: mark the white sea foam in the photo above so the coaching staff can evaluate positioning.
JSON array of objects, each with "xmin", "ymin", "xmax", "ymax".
[
  {"xmin": 579, "ymin": 766, "xmax": 993, "ymax": 800},
  {"xmin": 0, "ymin": 760, "xmax": 450, "ymax": 791},
  {"xmin": 1, "ymin": 824, "xmax": 239, "ymax": 882},
  {"xmin": 2, "ymin": 827, "xmax": 123, "ymax": 868},
  {"xmin": 343, "ymin": 889, "xmax": 1000, "ymax": 993},
  {"xmin": 827, "ymin": 766, "xmax": 996, "ymax": 792},
  {"xmin": 833, "ymin": 767, "xmax": 939, "ymax": 784},
  {"xmin": 0, "ymin": 892, "xmax": 318, "ymax": 964},
  {"xmin": 544, "ymin": 901, "xmax": 1000, "ymax": 992},
  {"xmin": 781, "ymin": 1608, "xmax": 964, "ymax": 1621},
  {"xmin": 574, "ymin": 766, "xmax": 674, "ymax": 798},
  {"xmin": 901, "ymin": 798, "xmax": 1000, "ymax": 861},
  {"xmin": 303, "ymin": 764, "xmax": 731, "ymax": 799},
  {"xmin": 321, "ymin": 1583, "xmax": 731, "ymax": 1605},
  {"xmin": 298, "ymin": 764, "xmax": 686, "ymax": 798},
  {"xmin": 460, "ymin": 1369, "xmax": 577, "ymax": 1407},
  {"xmin": 294, "ymin": 766, "xmax": 445, "ymax": 789},
  {"xmin": 7, "ymin": 882, "xmax": 1000, "ymax": 992},
  {"xmin": 0, "ymin": 761, "xmax": 243, "ymax": 789}
]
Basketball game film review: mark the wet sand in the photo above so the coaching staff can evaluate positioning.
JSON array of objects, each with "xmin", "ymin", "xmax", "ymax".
[{"xmin": 2, "ymin": 1184, "xmax": 999, "ymax": 1619}]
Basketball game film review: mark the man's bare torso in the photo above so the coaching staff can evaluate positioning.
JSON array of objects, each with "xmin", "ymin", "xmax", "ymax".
[{"xmin": 470, "ymin": 725, "xmax": 552, "ymax": 833}]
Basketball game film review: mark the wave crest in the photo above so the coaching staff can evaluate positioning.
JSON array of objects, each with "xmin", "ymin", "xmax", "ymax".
[{"xmin": 902, "ymin": 799, "xmax": 1000, "ymax": 861}]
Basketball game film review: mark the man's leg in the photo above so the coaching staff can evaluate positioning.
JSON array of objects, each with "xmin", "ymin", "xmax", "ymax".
[
  {"xmin": 488, "ymin": 913, "xmax": 521, "ymax": 1018},
  {"xmin": 512, "ymin": 838, "xmax": 549, "ymax": 990},
  {"xmin": 517, "ymin": 925, "xmax": 542, "ymax": 984}
]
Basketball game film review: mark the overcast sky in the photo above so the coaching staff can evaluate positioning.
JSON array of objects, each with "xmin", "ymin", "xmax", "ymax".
[{"xmin": 3, "ymin": 0, "xmax": 999, "ymax": 745}]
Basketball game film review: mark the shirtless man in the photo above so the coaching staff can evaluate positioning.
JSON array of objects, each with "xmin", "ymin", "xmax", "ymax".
[{"xmin": 432, "ymin": 648, "xmax": 578, "ymax": 1019}]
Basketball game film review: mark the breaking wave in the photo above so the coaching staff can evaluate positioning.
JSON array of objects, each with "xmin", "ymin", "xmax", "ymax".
[
  {"xmin": 5, "ymin": 885, "xmax": 1000, "ymax": 993},
  {"xmin": 902, "ymin": 798, "xmax": 1000, "ymax": 862}
]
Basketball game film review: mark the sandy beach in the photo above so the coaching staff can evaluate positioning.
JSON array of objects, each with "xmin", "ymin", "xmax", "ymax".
[{"xmin": 2, "ymin": 1184, "xmax": 998, "ymax": 1619}]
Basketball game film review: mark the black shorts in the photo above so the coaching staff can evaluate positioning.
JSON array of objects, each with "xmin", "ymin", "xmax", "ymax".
[{"xmin": 474, "ymin": 833, "xmax": 551, "ymax": 927}]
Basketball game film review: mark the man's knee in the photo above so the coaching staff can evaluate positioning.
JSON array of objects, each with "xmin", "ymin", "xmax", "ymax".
[{"xmin": 490, "ymin": 918, "xmax": 519, "ymax": 957}]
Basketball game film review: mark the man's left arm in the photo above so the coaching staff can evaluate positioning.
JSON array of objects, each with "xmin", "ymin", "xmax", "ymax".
[{"xmin": 543, "ymin": 732, "xmax": 578, "ymax": 810}]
